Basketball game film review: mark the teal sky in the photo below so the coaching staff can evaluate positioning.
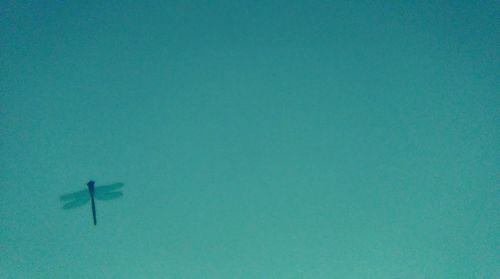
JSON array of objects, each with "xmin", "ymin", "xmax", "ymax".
[{"xmin": 1, "ymin": 1, "xmax": 498, "ymax": 278}]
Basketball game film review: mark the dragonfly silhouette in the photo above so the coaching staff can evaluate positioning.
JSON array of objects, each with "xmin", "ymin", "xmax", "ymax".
[{"xmin": 60, "ymin": 181, "xmax": 124, "ymax": 225}]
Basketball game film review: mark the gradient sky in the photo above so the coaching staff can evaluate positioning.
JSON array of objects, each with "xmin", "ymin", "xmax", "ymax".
[{"xmin": 1, "ymin": 1, "xmax": 498, "ymax": 278}]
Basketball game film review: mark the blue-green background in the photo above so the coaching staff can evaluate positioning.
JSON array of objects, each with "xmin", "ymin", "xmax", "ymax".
[{"xmin": 1, "ymin": 1, "xmax": 498, "ymax": 278}]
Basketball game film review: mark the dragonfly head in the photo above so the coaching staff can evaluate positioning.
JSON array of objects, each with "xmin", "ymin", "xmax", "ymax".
[{"xmin": 87, "ymin": 180, "xmax": 96, "ymax": 193}]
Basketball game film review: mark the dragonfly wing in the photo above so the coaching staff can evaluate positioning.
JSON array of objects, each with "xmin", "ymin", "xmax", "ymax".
[
  {"xmin": 95, "ymin": 191, "xmax": 123, "ymax": 200},
  {"xmin": 62, "ymin": 196, "xmax": 90, "ymax": 209},
  {"xmin": 59, "ymin": 189, "xmax": 88, "ymax": 201},
  {"xmin": 94, "ymin": 183, "xmax": 124, "ymax": 194}
]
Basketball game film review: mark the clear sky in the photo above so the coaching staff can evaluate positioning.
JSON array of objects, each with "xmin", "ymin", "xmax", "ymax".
[{"xmin": 1, "ymin": 1, "xmax": 498, "ymax": 278}]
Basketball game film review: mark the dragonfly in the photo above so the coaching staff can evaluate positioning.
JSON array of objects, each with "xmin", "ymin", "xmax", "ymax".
[{"xmin": 60, "ymin": 180, "xmax": 124, "ymax": 225}]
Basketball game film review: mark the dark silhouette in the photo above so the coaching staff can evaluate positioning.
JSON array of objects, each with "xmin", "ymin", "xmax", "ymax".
[
  {"xmin": 60, "ymin": 181, "xmax": 124, "ymax": 226},
  {"xmin": 87, "ymin": 181, "xmax": 97, "ymax": 225}
]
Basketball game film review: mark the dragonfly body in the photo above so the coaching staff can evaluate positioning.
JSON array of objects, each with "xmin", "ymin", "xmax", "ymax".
[
  {"xmin": 60, "ymin": 181, "xmax": 124, "ymax": 226},
  {"xmin": 87, "ymin": 181, "xmax": 97, "ymax": 225}
]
